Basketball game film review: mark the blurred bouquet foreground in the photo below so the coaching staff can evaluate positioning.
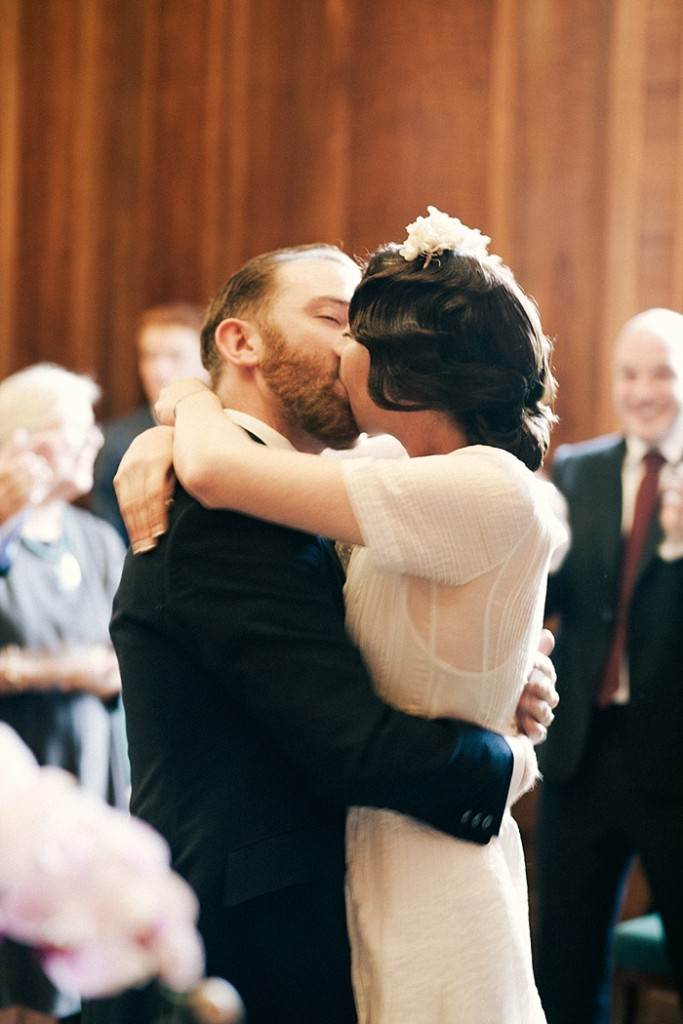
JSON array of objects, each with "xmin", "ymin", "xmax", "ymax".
[{"xmin": 0, "ymin": 724, "xmax": 243, "ymax": 1022}]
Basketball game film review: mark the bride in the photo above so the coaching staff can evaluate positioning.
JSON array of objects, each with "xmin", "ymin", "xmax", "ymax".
[{"xmin": 117, "ymin": 209, "xmax": 565, "ymax": 1022}]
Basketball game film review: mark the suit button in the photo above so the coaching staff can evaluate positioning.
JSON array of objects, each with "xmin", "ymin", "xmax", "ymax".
[
  {"xmin": 471, "ymin": 813, "xmax": 483, "ymax": 828},
  {"xmin": 482, "ymin": 815, "xmax": 493, "ymax": 830},
  {"xmin": 460, "ymin": 809, "xmax": 472, "ymax": 824}
]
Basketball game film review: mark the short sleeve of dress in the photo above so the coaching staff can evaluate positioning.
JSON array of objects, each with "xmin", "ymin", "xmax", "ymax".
[{"xmin": 341, "ymin": 445, "xmax": 548, "ymax": 585}]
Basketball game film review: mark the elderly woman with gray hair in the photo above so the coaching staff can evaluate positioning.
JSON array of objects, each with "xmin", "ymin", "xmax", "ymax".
[{"xmin": 0, "ymin": 364, "xmax": 128, "ymax": 1024}]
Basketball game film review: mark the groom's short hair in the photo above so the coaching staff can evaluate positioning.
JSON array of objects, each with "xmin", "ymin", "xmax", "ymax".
[{"xmin": 201, "ymin": 243, "xmax": 355, "ymax": 381}]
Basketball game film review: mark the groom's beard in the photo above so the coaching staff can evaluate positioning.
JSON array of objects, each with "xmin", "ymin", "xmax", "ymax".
[{"xmin": 259, "ymin": 324, "xmax": 359, "ymax": 449}]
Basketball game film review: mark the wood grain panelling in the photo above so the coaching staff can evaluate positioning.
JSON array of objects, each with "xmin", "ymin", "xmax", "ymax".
[
  {"xmin": 0, "ymin": 0, "xmax": 21, "ymax": 382},
  {"xmin": 598, "ymin": 0, "xmax": 648, "ymax": 432},
  {"xmin": 1, "ymin": 0, "xmax": 681, "ymax": 433},
  {"xmin": 347, "ymin": 1, "xmax": 496, "ymax": 250},
  {"xmin": 508, "ymin": 0, "xmax": 613, "ymax": 445},
  {"xmin": 638, "ymin": 0, "xmax": 683, "ymax": 309}
]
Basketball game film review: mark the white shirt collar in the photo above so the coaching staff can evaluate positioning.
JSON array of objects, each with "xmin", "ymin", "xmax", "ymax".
[
  {"xmin": 624, "ymin": 414, "xmax": 683, "ymax": 467},
  {"xmin": 224, "ymin": 409, "xmax": 296, "ymax": 451}
]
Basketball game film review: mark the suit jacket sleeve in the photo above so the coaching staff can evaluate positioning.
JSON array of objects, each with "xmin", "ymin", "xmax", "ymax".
[
  {"xmin": 165, "ymin": 502, "xmax": 514, "ymax": 844},
  {"xmin": 545, "ymin": 446, "xmax": 573, "ymax": 616}
]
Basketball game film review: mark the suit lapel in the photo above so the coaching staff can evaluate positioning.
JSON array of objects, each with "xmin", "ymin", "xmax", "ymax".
[{"xmin": 242, "ymin": 424, "xmax": 347, "ymax": 605}]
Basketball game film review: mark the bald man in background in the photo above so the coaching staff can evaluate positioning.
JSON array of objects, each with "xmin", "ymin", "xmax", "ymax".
[{"xmin": 536, "ymin": 308, "xmax": 683, "ymax": 1023}]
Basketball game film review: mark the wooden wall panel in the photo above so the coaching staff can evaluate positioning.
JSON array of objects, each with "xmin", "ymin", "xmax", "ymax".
[
  {"xmin": 499, "ymin": 0, "xmax": 613, "ymax": 445},
  {"xmin": 638, "ymin": 0, "xmax": 683, "ymax": 309},
  {"xmin": 236, "ymin": 0, "xmax": 353, "ymax": 252},
  {"xmin": 0, "ymin": 0, "xmax": 681, "ymax": 434},
  {"xmin": 346, "ymin": 0, "xmax": 496, "ymax": 252},
  {"xmin": 598, "ymin": 0, "xmax": 648, "ymax": 433},
  {"xmin": 0, "ymin": 0, "xmax": 21, "ymax": 382},
  {"xmin": 596, "ymin": 0, "xmax": 683, "ymax": 437}
]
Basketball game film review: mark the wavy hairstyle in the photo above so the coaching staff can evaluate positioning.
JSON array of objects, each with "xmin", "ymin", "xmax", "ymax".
[{"xmin": 348, "ymin": 246, "xmax": 557, "ymax": 470}]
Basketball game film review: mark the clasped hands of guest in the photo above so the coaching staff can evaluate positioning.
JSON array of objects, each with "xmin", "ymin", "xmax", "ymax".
[
  {"xmin": 0, "ymin": 430, "xmax": 57, "ymax": 525},
  {"xmin": 660, "ymin": 464, "xmax": 683, "ymax": 545},
  {"xmin": 0, "ymin": 643, "xmax": 121, "ymax": 698}
]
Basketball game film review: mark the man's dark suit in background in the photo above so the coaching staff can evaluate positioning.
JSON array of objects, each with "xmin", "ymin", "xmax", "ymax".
[{"xmin": 536, "ymin": 433, "xmax": 683, "ymax": 1023}]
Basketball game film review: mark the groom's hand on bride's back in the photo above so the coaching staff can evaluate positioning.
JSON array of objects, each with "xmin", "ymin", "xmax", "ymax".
[{"xmin": 516, "ymin": 628, "xmax": 558, "ymax": 745}]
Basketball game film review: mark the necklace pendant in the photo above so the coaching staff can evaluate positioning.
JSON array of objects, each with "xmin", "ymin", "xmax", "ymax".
[{"xmin": 57, "ymin": 551, "xmax": 82, "ymax": 591}]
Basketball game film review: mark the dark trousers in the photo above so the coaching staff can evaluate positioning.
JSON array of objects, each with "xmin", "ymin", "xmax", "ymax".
[
  {"xmin": 211, "ymin": 878, "xmax": 356, "ymax": 1024},
  {"xmin": 535, "ymin": 708, "xmax": 683, "ymax": 1024},
  {"xmin": 83, "ymin": 877, "xmax": 356, "ymax": 1024},
  {"xmin": 82, "ymin": 984, "xmax": 161, "ymax": 1024}
]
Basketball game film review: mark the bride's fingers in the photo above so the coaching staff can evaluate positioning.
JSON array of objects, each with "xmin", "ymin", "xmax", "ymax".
[
  {"xmin": 147, "ymin": 471, "xmax": 176, "ymax": 541},
  {"xmin": 521, "ymin": 692, "xmax": 555, "ymax": 728},
  {"xmin": 516, "ymin": 677, "xmax": 557, "ymax": 743},
  {"xmin": 154, "ymin": 395, "xmax": 175, "ymax": 427},
  {"xmin": 130, "ymin": 470, "xmax": 174, "ymax": 552},
  {"xmin": 521, "ymin": 717, "xmax": 548, "ymax": 747},
  {"xmin": 115, "ymin": 464, "xmax": 160, "ymax": 553},
  {"xmin": 529, "ymin": 649, "xmax": 558, "ymax": 708},
  {"xmin": 155, "ymin": 381, "xmax": 194, "ymax": 425},
  {"xmin": 156, "ymin": 379, "xmax": 211, "ymax": 426},
  {"xmin": 537, "ymin": 627, "xmax": 555, "ymax": 657},
  {"xmin": 115, "ymin": 471, "xmax": 149, "ymax": 552},
  {"xmin": 524, "ymin": 668, "xmax": 559, "ymax": 712}
]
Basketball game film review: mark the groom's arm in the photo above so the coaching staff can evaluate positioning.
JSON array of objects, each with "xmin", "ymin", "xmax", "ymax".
[{"xmin": 167, "ymin": 504, "xmax": 519, "ymax": 846}]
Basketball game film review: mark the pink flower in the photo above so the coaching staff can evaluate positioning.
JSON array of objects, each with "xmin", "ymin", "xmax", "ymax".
[
  {"xmin": 0, "ymin": 721, "xmax": 39, "ymax": 800},
  {"xmin": 0, "ymin": 724, "xmax": 204, "ymax": 996}
]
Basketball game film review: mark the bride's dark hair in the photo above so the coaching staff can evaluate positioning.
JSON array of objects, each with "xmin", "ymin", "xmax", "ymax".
[{"xmin": 348, "ymin": 246, "xmax": 557, "ymax": 470}]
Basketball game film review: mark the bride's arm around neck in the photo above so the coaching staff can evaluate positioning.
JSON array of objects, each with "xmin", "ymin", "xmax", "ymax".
[{"xmin": 173, "ymin": 389, "xmax": 365, "ymax": 546}]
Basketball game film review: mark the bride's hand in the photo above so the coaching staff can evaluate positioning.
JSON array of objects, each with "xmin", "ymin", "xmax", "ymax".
[
  {"xmin": 113, "ymin": 427, "xmax": 175, "ymax": 553},
  {"xmin": 155, "ymin": 378, "xmax": 213, "ymax": 427},
  {"xmin": 516, "ymin": 628, "xmax": 558, "ymax": 744}
]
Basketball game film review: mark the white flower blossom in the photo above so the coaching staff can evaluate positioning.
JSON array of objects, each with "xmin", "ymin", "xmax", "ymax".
[{"xmin": 399, "ymin": 206, "xmax": 497, "ymax": 264}]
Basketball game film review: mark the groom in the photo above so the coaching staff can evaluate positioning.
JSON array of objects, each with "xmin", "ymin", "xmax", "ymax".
[{"xmin": 97, "ymin": 244, "xmax": 556, "ymax": 1024}]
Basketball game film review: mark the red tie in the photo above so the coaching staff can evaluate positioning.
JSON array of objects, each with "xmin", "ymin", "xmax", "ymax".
[{"xmin": 596, "ymin": 449, "xmax": 665, "ymax": 707}]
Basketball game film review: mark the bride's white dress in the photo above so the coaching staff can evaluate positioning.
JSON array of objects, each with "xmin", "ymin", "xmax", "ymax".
[{"xmin": 340, "ymin": 444, "xmax": 566, "ymax": 1024}]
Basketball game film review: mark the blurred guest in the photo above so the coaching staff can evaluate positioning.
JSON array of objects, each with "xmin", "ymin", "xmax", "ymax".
[
  {"xmin": 92, "ymin": 303, "xmax": 206, "ymax": 541},
  {"xmin": 0, "ymin": 364, "xmax": 129, "ymax": 1024},
  {"xmin": 536, "ymin": 308, "xmax": 683, "ymax": 1023}
]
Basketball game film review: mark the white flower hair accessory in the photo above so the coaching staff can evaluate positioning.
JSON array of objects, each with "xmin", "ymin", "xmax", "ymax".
[{"xmin": 399, "ymin": 205, "xmax": 497, "ymax": 266}]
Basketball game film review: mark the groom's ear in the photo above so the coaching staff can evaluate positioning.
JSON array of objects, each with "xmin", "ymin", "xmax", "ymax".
[{"xmin": 214, "ymin": 318, "xmax": 264, "ymax": 368}]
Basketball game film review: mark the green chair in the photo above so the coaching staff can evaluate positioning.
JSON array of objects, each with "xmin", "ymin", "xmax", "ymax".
[{"xmin": 613, "ymin": 913, "xmax": 675, "ymax": 1024}]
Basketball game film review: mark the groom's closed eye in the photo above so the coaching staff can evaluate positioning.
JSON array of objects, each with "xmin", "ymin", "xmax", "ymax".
[{"xmin": 308, "ymin": 296, "xmax": 350, "ymax": 323}]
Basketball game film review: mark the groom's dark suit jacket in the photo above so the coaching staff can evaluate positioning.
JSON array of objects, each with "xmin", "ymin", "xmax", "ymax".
[
  {"xmin": 110, "ymin": 472, "xmax": 515, "ymax": 1020},
  {"xmin": 539, "ymin": 433, "xmax": 683, "ymax": 793}
]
